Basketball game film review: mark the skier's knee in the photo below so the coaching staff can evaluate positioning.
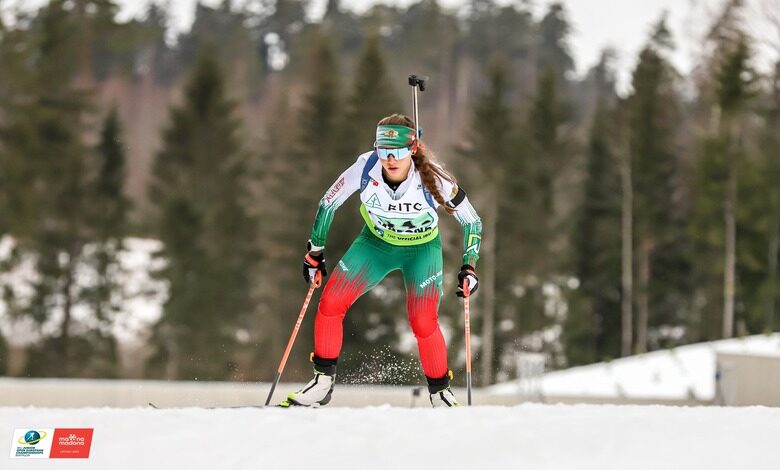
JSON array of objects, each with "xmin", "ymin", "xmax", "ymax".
[
  {"xmin": 409, "ymin": 313, "xmax": 438, "ymax": 339},
  {"xmin": 317, "ymin": 292, "xmax": 350, "ymax": 319}
]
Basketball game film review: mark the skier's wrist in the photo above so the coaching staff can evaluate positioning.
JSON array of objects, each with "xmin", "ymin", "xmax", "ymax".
[
  {"xmin": 302, "ymin": 244, "xmax": 327, "ymax": 284},
  {"xmin": 307, "ymin": 240, "xmax": 324, "ymax": 255}
]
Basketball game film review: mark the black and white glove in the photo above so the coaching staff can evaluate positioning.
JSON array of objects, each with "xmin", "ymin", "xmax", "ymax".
[
  {"xmin": 456, "ymin": 265, "xmax": 478, "ymax": 298},
  {"xmin": 303, "ymin": 241, "xmax": 327, "ymax": 285}
]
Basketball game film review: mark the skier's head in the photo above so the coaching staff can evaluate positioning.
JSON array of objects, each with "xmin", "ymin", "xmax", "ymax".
[
  {"xmin": 375, "ymin": 114, "xmax": 416, "ymax": 181},
  {"xmin": 376, "ymin": 114, "xmax": 456, "ymax": 214}
]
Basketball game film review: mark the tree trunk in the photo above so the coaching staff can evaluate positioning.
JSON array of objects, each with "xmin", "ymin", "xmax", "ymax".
[
  {"xmin": 479, "ymin": 187, "xmax": 498, "ymax": 386},
  {"xmin": 620, "ymin": 141, "xmax": 634, "ymax": 357},
  {"xmin": 635, "ymin": 237, "xmax": 652, "ymax": 354},
  {"xmin": 7, "ymin": 345, "xmax": 28, "ymax": 377},
  {"xmin": 723, "ymin": 129, "xmax": 738, "ymax": 338}
]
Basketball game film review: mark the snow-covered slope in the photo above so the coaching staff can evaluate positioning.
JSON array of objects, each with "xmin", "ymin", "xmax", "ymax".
[
  {"xmin": 490, "ymin": 334, "xmax": 780, "ymax": 401},
  {"xmin": 2, "ymin": 404, "xmax": 779, "ymax": 469}
]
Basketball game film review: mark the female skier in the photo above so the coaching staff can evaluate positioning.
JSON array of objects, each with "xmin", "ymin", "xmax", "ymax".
[{"xmin": 281, "ymin": 114, "xmax": 482, "ymax": 408}]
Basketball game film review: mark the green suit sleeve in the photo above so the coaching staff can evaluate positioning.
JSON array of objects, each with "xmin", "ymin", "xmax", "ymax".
[{"xmin": 455, "ymin": 202, "xmax": 482, "ymax": 267}]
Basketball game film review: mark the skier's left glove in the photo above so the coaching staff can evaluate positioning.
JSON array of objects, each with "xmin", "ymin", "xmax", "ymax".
[
  {"xmin": 456, "ymin": 264, "xmax": 478, "ymax": 298},
  {"xmin": 303, "ymin": 241, "xmax": 327, "ymax": 285}
]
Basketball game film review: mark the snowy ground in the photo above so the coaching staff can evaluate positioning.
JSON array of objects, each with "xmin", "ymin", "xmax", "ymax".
[
  {"xmin": 3, "ymin": 404, "xmax": 780, "ymax": 469},
  {"xmin": 490, "ymin": 334, "xmax": 780, "ymax": 402}
]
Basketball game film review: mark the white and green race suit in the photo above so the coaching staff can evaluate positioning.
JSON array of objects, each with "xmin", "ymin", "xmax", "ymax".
[{"xmin": 309, "ymin": 150, "xmax": 482, "ymax": 267}]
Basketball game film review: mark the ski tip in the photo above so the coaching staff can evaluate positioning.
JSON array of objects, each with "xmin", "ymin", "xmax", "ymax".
[{"xmin": 276, "ymin": 400, "xmax": 323, "ymax": 409}]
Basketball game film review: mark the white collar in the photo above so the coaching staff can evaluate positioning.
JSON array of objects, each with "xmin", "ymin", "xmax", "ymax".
[{"xmin": 369, "ymin": 159, "xmax": 417, "ymax": 200}]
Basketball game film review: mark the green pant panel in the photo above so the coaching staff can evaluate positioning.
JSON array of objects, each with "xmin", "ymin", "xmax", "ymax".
[{"xmin": 336, "ymin": 227, "xmax": 443, "ymax": 297}]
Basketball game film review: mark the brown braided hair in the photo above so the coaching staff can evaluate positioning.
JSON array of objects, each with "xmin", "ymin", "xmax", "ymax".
[{"xmin": 377, "ymin": 114, "xmax": 457, "ymax": 214}]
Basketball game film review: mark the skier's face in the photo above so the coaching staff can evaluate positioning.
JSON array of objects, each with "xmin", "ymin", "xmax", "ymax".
[{"xmin": 379, "ymin": 149, "xmax": 413, "ymax": 182}]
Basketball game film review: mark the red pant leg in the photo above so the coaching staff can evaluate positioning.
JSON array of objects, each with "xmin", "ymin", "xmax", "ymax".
[
  {"xmin": 407, "ymin": 288, "xmax": 448, "ymax": 379},
  {"xmin": 313, "ymin": 269, "xmax": 367, "ymax": 360}
]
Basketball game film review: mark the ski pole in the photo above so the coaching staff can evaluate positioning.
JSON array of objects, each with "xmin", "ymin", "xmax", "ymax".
[
  {"xmin": 265, "ymin": 271, "xmax": 322, "ymax": 406},
  {"xmin": 463, "ymin": 280, "xmax": 473, "ymax": 406},
  {"xmin": 408, "ymin": 74, "xmax": 428, "ymax": 139}
]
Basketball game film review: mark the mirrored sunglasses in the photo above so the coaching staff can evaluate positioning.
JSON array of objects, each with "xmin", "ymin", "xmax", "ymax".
[{"xmin": 375, "ymin": 146, "xmax": 413, "ymax": 160}]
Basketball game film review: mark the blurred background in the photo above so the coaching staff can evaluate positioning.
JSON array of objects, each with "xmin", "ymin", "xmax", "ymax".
[{"xmin": 0, "ymin": 0, "xmax": 779, "ymax": 405}]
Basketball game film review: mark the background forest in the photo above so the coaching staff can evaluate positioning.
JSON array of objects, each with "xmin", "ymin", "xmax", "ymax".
[{"xmin": 0, "ymin": 0, "xmax": 778, "ymax": 386}]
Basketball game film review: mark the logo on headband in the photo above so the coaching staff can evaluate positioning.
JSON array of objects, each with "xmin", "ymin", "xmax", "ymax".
[{"xmin": 384, "ymin": 129, "xmax": 399, "ymax": 138}]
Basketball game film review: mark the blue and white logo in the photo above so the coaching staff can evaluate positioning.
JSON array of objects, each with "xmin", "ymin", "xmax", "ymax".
[
  {"xmin": 22, "ymin": 430, "xmax": 45, "ymax": 445},
  {"xmin": 11, "ymin": 428, "xmax": 53, "ymax": 458}
]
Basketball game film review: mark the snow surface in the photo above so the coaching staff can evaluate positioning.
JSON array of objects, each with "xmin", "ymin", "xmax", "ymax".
[
  {"xmin": 489, "ymin": 334, "xmax": 780, "ymax": 401},
  {"xmin": 2, "ymin": 404, "xmax": 780, "ymax": 469}
]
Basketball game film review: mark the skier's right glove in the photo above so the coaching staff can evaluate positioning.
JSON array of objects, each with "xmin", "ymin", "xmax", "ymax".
[
  {"xmin": 303, "ymin": 241, "xmax": 327, "ymax": 285},
  {"xmin": 456, "ymin": 265, "xmax": 478, "ymax": 298}
]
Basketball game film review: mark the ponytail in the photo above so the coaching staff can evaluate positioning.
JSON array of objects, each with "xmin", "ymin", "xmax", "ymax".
[{"xmin": 412, "ymin": 146, "xmax": 456, "ymax": 215}]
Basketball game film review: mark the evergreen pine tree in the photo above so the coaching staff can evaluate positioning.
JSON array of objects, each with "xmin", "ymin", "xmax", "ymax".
[
  {"xmin": 148, "ymin": 50, "xmax": 259, "ymax": 380},
  {"xmin": 625, "ymin": 17, "xmax": 687, "ymax": 352},
  {"xmin": 463, "ymin": 0, "xmax": 534, "ymax": 72},
  {"xmin": 82, "ymin": 107, "xmax": 129, "ymax": 339},
  {"xmin": 458, "ymin": 55, "xmax": 513, "ymax": 384},
  {"xmin": 690, "ymin": 136, "xmax": 729, "ymax": 340},
  {"xmin": 179, "ymin": 2, "xmax": 263, "ymax": 100},
  {"xmin": 761, "ymin": 62, "xmax": 780, "ymax": 332},
  {"xmin": 690, "ymin": 2, "xmax": 757, "ymax": 340},
  {"xmin": 528, "ymin": 67, "xmax": 565, "ymax": 215},
  {"xmin": 337, "ymin": 34, "xmax": 401, "ymax": 162},
  {"xmin": 566, "ymin": 100, "xmax": 622, "ymax": 365},
  {"xmin": 0, "ymin": 0, "xmax": 98, "ymax": 376},
  {"xmin": 536, "ymin": 3, "xmax": 575, "ymax": 87},
  {"xmin": 0, "ymin": 13, "xmax": 23, "ymax": 234},
  {"xmin": 320, "ymin": 0, "xmax": 362, "ymax": 59},
  {"xmin": 517, "ymin": 64, "xmax": 571, "ymax": 366},
  {"xmin": 295, "ymin": 32, "xmax": 343, "ymax": 183},
  {"xmin": 715, "ymin": 32, "xmax": 756, "ymax": 338},
  {"xmin": 253, "ymin": 92, "xmax": 299, "ymax": 377},
  {"xmin": 259, "ymin": 0, "xmax": 308, "ymax": 59}
]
